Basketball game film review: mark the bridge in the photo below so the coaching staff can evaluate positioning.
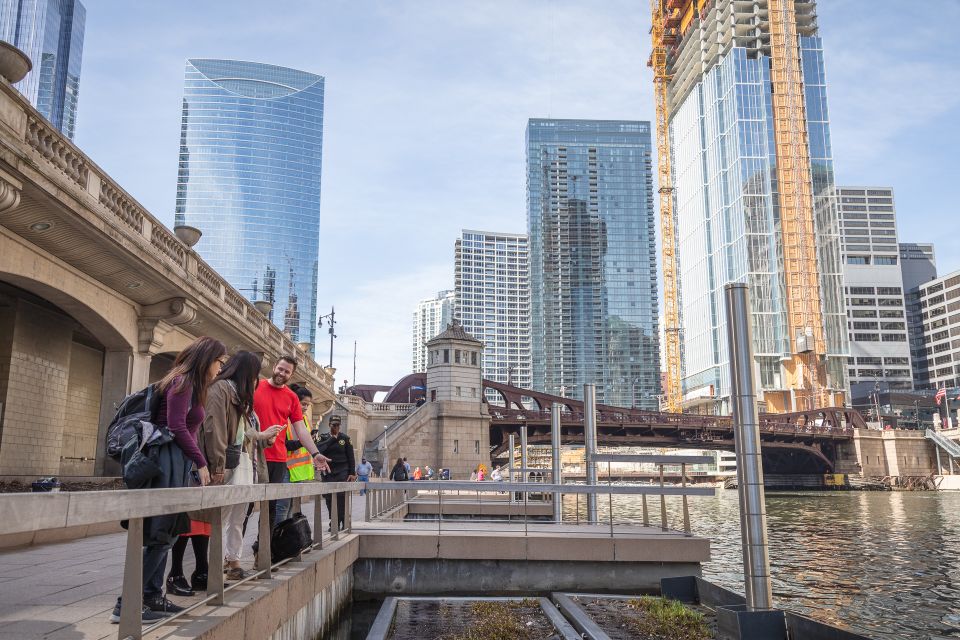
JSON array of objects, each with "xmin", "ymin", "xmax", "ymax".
[{"xmin": 375, "ymin": 373, "xmax": 866, "ymax": 474}]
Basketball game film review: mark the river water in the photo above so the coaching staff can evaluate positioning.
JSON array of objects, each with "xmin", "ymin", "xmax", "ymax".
[{"xmin": 564, "ymin": 490, "xmax": 960, "ymax": 639}]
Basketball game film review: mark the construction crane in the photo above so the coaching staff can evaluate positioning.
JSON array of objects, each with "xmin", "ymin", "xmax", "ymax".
[{"xmin": 648, "ymin": 0, "xmax": 683, "ymax": 413}]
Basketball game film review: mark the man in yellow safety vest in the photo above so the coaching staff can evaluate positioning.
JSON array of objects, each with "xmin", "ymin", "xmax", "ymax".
[{"xmin": 286, "ymin": 386, "xmax": 317, "ymax": 483}]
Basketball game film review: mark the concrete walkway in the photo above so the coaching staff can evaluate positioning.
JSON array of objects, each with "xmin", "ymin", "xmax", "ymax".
[{"xmin": 0, "ymin": 498, "xmax": 362, "ymax": 640}]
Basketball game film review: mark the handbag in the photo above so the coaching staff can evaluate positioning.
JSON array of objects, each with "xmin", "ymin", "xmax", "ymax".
[
  {"xmin": 271, "ymin": 512, "xmax": 312, "ymax": 561},
  {"xmin": 225, "ymin": 444, "xmax": 242, "ymax": 470},
  {"xmin": 228, "ymin": 451, "xmax": 254, "ymax": 486}
]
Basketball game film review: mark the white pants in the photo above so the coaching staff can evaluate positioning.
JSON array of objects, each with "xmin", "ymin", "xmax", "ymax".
[{"xmin": 223, "ymin": 501, "xmax": 248, "ymax": 562}]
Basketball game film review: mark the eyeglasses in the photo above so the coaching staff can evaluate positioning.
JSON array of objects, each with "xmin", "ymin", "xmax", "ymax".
[{"xmin": 217, "ymin": 357, "xmax": 229, "ymax": 366}]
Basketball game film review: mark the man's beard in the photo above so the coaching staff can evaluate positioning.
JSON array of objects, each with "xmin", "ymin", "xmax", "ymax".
[{"xmin": 272, "ymin": 374, "xmax": 288, "ymax": 386}]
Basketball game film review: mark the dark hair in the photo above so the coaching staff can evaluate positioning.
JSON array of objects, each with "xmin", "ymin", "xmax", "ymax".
[
  {"xmin": 393, "ymin": 458, "xmax": 405, "ymax": 469},
  {"xmin": 291, "ymin": 385, "xmax": 312, "ymax": 401},
  {"xmin": 215, "ymin": 351, "xmax": 263, "ymax": 415},
  {"xmin": 277, "ymin": 355, "xmax": 298, "ymax": 371},
  {"xmin": 157, "ymin": 336, "xmax": 226, "ymax": 408}
]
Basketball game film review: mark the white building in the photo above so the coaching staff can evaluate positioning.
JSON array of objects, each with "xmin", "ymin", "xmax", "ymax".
[
  {"xmin": 454, "ymin": 230, "xmax": 531, "ymax": 390},
  {"xmin": 917, "ymin": 270, "xmax": 960, "ymax": 390},
  {"xmin": 836, "ymin": 187, "xmax": 912, "ymax": 392},
  {"xmin": 411, "ymin": 290, "xmax": 455, "ymax": 373}
]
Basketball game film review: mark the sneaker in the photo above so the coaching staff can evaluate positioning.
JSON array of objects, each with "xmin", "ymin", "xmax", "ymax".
[
  {"xmin": 109, "ymin": 599, "xmax": 167, "ymax": 624},
  {"xmin": 166, "ymin": 574, "xmax": 194, "ymax": 597},
  {"xmin": 143, "ymin": 595, "xmax": 186, "ymax": 616},
  {"xmin": 225, "ymin": 566, "xmax": 248, "ymax": 581}
]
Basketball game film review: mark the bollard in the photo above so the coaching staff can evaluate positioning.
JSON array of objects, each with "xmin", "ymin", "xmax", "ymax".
[
  {"xmin": 584, "ymin": 383, "xmax": 598, "ymax": 523},
  {"xmin": 724, "ymin": 282, "xmax": 773, "ymax": 611},
  {"xmin": 551, "ymin": 402, "xmax": 563, "ymax": 523}
]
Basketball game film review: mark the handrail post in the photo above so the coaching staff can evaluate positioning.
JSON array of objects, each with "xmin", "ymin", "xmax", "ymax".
[
  {"xmin": 291, "ymin": 497, "xmax": 303, "ymax": 561},
  {"xmin": 681, "ymin": 463, "xmax": 691, "ymax": 535},
  {"xmin": 256, "ymin": 499, "xmax": 272, "ymax": 578},
  {"xmin": 118, "ymin": 517, "xmax": 144, "ymax": 640},
  {"xmin": 209, "ymin": 507, "xmax": 225, "ymax": 605},
  {"xmin": 642, "ymin": 492, "xmax": 649, "ymax": 527},
  {"xmin": 365, "ymin": 486, "xmax": 371, "ymax": 522},
  {"xmin": 346, "ymin": 491, "xmax": 353, "ymax": 533},
  {"xmin": 313, "ymin": 494, "xmax": 323, "ymax": 549},
  {"xmin": 584, "ymin": 383, "xmax": 598, "ymax": 523},
  {"xmin": 331, "ymin": 493, "xmax": 340, "ymax": 541},
  {"xmin": 507, "ymin": 433, "xmax": 515, "ymax": 503},
  {"xmin": 659, "ymin": 464, "xmax": 667, "ymax": 531}
]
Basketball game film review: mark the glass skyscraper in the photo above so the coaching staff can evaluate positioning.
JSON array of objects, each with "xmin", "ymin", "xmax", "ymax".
[
  {"xmin": 175, "ymin": 59, "xmax": 324, "ymax": 348},
  {"xmin": 526, "ymin": 119, "xmax": 661, "ymax": 408},
  {"xmin": 1, "ymin": 0, "xmax": 85, "ymax": 138},
  {"xmin": 665, "ymin": 0, "xmax": 847, "ymax": 413}
]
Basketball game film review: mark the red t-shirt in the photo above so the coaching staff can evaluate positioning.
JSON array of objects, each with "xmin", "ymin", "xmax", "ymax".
[{"xmin": 254, "ymin": 379, "xmax": 304, "ymax": 463}]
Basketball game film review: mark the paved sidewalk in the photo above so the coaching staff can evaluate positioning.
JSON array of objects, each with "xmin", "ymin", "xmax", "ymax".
[{"xmin": 0, "ymin": 497, "xmax": 360, "ymax": 640}]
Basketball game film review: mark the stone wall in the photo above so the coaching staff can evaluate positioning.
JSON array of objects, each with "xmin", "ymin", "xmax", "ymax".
[
  {"xmin": 60, "ymin": 340, "xmax": 104, "ymax": 476},
  {"xmin": 853, "ymin": 429, "xmax": 941, "ymax": 478}
]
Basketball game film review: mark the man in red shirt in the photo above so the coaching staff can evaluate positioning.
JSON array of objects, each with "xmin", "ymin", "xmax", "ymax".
[{"xmin": 254, "ymin": 356, "xmax": 331, "ymax": 534}]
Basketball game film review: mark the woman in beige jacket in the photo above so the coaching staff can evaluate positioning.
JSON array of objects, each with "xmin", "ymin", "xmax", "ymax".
[{"xmin": 201, "ymin": 351, "xmax": 281, "ymax": 579}]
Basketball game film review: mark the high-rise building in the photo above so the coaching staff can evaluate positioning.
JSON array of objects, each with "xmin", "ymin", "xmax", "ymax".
[
  {"xmin": 454, "ymin": 230, "xmax": 530, "ymax": 390},
  {"xmin": 659, "ymin": 0, "xmax": 847, "ymax": 413},
  {"xmin": 526, "ymin": 119, "xmax": 661, "ymax": 408},
  {"xmin": 835, "ymin": 187, "xmax": 911, "ymax": 392},
  {"xmin": 412, "ymin": 290, "xmax": 455, "ymax": 373},
  {"xmin": 1, "ymin": 0, "xmax": 85, "ymax": 138},
  {"xmin": 900, "ymin": 242, "xmax": 937, "ymax": 386},
  {"xmin": 175, "ymin": 59, "xmax": 324, "ymax": 348},
  {"xmin": 916, "ymin": 270, "xmax": 960, "ymax": 391}
]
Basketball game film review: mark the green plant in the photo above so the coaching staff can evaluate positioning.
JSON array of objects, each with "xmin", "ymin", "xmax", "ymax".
[
  {"xmin": 445, "ymin": 600, "xmax": 542, "ymax": 640},
  {"xmin": 626, "ymin": 596, "xmax": 711, "ymax": 640}
]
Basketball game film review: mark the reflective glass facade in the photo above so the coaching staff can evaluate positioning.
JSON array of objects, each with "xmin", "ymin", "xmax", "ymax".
[
  {"xmin": 527, "ymin": 119, "xmax": 661, "ymax": 408},
  {"xmin": 1, "ymin": 0, "xmax": 85, "ymax": 138},
  {"xmin": 670, "ymin": 34, "xmax": 847, "ymax": 411},
  {"xmin": 175, "ymin": 59, "xmax": 324, "ymax": 348}
]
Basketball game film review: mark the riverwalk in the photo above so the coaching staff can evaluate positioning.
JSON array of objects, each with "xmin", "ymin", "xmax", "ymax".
[{"xmin": 0, "ymin": 481, "xmax": 711, "ymax": 639}]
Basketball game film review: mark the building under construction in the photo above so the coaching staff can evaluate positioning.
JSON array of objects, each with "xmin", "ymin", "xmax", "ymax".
[{"xmin": 651, "ymin": 0, "xmax": 848, "ymax": 414}]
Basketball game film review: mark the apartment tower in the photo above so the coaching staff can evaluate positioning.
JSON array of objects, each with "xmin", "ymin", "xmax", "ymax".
[
  {"xmin": 526, "ymin": 119, "xmax": 662, "ymax": 408},
  {"xmin": 653, "ymin": 0, "xmax": 847, "ymax": 413},
  {"xmin": 454, "ymin": 230, "xmax": 531, "ymax": 390},
  {"xmin": 412, "ymin": 290, "xmax": 455, "ymax": 373}
]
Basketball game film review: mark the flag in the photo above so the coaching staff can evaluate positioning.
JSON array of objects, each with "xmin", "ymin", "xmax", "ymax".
[{"xmin": 936, "ymin": 387, "xmax": 946, "ymax": 405}]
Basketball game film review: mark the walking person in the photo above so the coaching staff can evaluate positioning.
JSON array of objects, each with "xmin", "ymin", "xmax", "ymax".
[
  {"xmin": 356, "ymin": 457, "xmax": 373, "ymax": 494},
  {"xmin": 111, "ymin": 336, "xmax": 226, "ymax": 624},
  {"xmin": 389, "ymin": 457, "xmax": 409, "ymax": 481},
  {"xmin": 253, "ymin": 356, "xmax": 331, "ymax": 555},
  {"xmin": 199, "ymin": 351, "xmax": 282, "ymax": 581},
  {"xmin": 315, "ymin": 415, "xmax": 356, "ymax": 531}
]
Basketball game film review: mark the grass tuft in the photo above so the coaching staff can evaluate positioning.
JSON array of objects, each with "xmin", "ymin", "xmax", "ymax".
[
  {"xmin": 443, "ymin": 600, "xmax": 542, "ymax": 640},
  {"xmin": 626, "ymin": 596, "xmax": 711, "ymax": 640}
]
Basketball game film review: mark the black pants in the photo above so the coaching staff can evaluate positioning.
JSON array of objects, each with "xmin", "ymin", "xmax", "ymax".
[
  {"xmin": 251, "ymin": 461, "xmax": 290, "ymax": 554},
  {"xmin": 323, "ymin": 473, "xmax": 348, "ymax": 529}
]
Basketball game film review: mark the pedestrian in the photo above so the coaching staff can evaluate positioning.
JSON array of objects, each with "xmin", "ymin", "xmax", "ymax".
[
  {"xmin": 199, "ymin": 351, "xmax": 281, "ymax": 582},
  {"xmin": 390, "ymin": 457, "xmax": 409, "ymax": 481},
  {"xmin": 424, "ymin": 465, "xmax": 434, "ymax": 480},
  {"xmin": 470, "ymin": 468, "xmax": 477, "ymax": 482},
  {"xmin": 253, "ymin": 356, "xmax": 331, "ymax": 557},
  {"xmin": 403, "ymin": 457, "xmax": 411, "ymax": 476},
  {"xmin": 111, "ymin": 336, "xmax": 225, "ymax": 624},
  {"xmin": 285, "ymin": 386, "xmax": 317, "ymax": 484},
  {"xmin": 477, "ymin": 467, "xmax": 485, "ymax": 481},
  {"xmin": 356, "ymin": 457, "xmax": 373, "ymax": 494},
  {"xmin": 491, "ymin": 465, "xmax": 503, "ymax": 482},
  {"xmin": 315, "ymin": 415, "xmax": 356, "ymax": 531}
]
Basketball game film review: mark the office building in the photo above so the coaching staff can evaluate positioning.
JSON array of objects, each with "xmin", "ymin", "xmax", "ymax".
[
  {"xmin": 0, "ymin": 0, "xmax": 85, "ymax": 138},
  {"xmin": 900, "ymin": 243, "xmax": 937, "ymax": 386},
  {"xmin": 454, "ymin": 230, "xmax": 530, "ymax": 390},
  {"xmin": 916, "ymin": 270, "xmax": 960, "ymax": 391},
  {"xmin": 657, "ymin": 0, "xmax": 847, "ymax": 413},
  {"xmin": 836, "ymin": 187, "xmax": 911, "ymax": 392},
  {"xmin": 412, "ymin": 290, "xmax": 455, "ymax": 373},
  {"xmin": 175, "ymin": 59, "xmax": 324, "ymax": 347},
  {"xmin": 526, "ymin": 119, "xmax": 661, "ymax": 408}
]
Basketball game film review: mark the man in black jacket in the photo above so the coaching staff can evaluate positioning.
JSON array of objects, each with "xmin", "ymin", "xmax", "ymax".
[{"xmin": 316, "ymin": 415, "xmax": 355, "ymax": 531}]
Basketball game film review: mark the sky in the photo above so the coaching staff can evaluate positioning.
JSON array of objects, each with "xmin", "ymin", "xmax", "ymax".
[{"xmin": 74, "ymin": 0, "xmax": 960, "ymax": 387}]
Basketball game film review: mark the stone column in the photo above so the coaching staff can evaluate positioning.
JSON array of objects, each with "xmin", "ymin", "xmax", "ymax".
[{"xmin": 94, "ymin": 350, "xmax": 154, "ymax": 475}]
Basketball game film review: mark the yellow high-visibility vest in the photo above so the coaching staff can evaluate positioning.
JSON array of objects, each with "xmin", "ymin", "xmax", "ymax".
[{"xmin": 286, "ymin": 419, "xmax": 315, "ymax": 483}]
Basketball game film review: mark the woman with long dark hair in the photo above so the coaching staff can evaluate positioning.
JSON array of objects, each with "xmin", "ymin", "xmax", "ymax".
[
  {"xmin": 198, "ymin": 351, "xmax": 281, "ymax": 580},
  {"xmin": 111, "ymin": 336, "xmax": 226, "ymax": 624},
  {"xmin": 390, "ymin": 457, "xmax": 409, "ymax": 481}
]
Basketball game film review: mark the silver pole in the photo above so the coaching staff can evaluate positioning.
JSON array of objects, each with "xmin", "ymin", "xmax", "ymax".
[
  {"xmin": 507, "ymin": 433, "xmax": 515, "ymax": 502},
  {"xmin": 724, "ymin": 282, "xmax": 773, "ymax": 611},
  {"xmin": 584, "ymin": 383, "xmax": 598, "ymax": 523},
  {"xmin": 520, "ymin": 424, "xmax": 528, "ymax": 484},
  {"xmin": 551, "ymin": 402, "xmax": 563, "ymax": 522}
]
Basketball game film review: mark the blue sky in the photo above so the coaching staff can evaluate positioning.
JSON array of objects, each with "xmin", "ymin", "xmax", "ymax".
[{"xmin": 74, "ymin": 1, "xmax": 960, "ymax": 386}]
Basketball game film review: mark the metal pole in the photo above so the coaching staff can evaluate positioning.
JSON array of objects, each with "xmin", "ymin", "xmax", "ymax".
[
  {"xmin": 520, "ymin": 424, "xmax": 528, "ymax": 484},
  {"xmin": 724, "ymin": 282, "xmax": 773, "ymax": 611},
  {"xmin": 507, "ymin": 433, "xmax": 515, "ymax": 502},
  {"xmin": 584, "ymin": 383, "xmax": 598, "ymax": 524},
  {"xmin": 551, "ymin": 402, "xmax": 563, "ymax": 523}
]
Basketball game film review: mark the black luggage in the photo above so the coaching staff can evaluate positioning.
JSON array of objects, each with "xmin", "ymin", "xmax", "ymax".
[{"xmin": 271, "ymin": 512, "xmax": 313, "ymax": 561}]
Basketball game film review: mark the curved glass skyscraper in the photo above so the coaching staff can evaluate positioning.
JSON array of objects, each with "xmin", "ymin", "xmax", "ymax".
[{"xmin": 175, "ymin": 59, "xmax": 324, "ymax": 347}]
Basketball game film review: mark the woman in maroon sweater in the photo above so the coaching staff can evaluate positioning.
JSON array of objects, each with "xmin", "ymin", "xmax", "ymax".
[{"xmin": 111, "ymin": 336, "xmax": 226, "ymax": 624}]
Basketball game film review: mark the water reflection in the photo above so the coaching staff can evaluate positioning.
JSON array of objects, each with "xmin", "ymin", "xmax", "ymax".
[{"xmin": 565, "ymin": 490, "xmax": 960, "ymax": 639}]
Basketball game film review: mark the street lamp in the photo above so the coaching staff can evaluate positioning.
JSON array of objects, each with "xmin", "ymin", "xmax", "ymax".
[
  {"xmin": 318, "ymin": 306, "xmax": 336, "ymax": 368},
  {"xmin": 382, "ymin": 425, "xmax": 389, "ymax": 478}
]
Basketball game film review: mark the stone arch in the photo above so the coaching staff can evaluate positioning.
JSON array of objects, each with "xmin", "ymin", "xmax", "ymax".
[{"xmin": 0, "ymin": 241, "xmax": 137, "ymax": 351}]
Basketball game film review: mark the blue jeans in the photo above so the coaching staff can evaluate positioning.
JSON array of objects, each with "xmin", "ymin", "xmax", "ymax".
[
  {"xmin": 144, "ymin": 543, "xmax": 172, "ymax": 598},
  {"xmin": 267, "ymin": 461, "xmax": 290, "ymax": 527},
  {"xmin": 358, "ymin": 475, "xmax": 369, "ymax": 494}
]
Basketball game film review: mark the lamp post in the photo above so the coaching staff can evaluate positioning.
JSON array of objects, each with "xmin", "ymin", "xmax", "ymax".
[
  {"xmin": 382, "ymin": 425, "xmax": 389, "ymax": 478},
  {"xmin": 318, "ymin": 306, "xmax": 336, "ymax": 368},
  {"xmin": 915, "ymin": 399, "xmax": 921, "ymax": 430}
]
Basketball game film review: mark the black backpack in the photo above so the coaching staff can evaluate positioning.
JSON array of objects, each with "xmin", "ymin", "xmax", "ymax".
[
  {"xmin": 271, "ymin": 512, "xmax": 313, "ymax": 561},
  {"xmin": 105, "ymin": 384, "xmax": 161, "ymax": 461}
]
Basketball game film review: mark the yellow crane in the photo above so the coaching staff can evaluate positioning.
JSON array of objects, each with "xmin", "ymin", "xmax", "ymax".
[{"xmin": 648, "ymin": 0, "xmax": 682, "ymax": 413}]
